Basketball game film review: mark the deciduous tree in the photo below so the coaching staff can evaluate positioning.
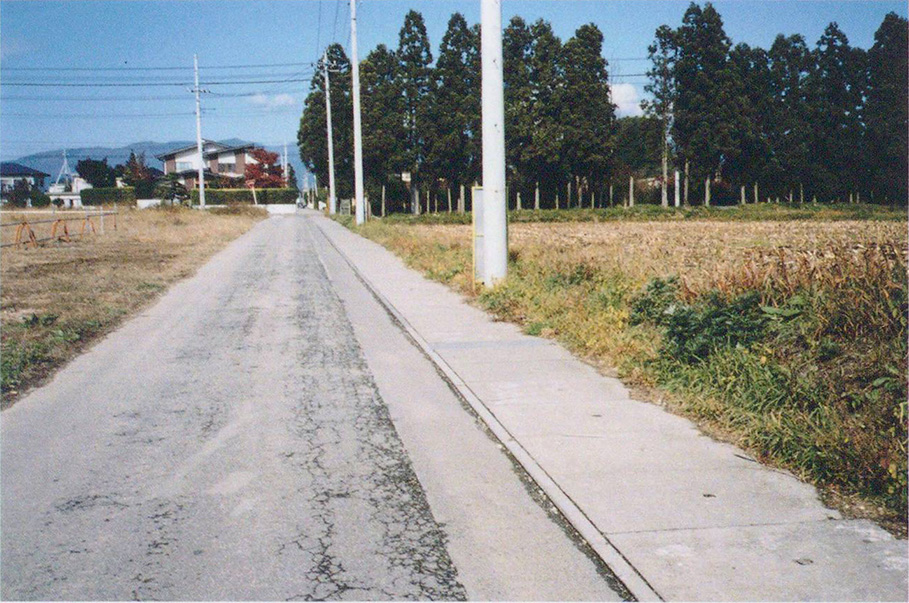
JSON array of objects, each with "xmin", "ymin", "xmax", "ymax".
[{"xmin": 245, "ymin": 148, "xmax": 285, "ymax": 188}]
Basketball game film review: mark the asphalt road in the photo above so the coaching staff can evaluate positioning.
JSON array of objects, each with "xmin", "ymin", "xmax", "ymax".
[{"xmin": 1, "ymin": 214, "xmax": 622, "ymax": 601}]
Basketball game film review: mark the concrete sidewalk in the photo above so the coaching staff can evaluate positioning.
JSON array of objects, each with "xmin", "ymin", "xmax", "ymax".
[{"xmin": 312, "ymin": 213, "xmax": 907, "ymax": 602}]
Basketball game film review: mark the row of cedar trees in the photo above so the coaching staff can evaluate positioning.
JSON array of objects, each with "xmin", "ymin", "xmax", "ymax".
[{"xmin": 297, "ymin": 4, "xmax": 908, "ymax": 212}]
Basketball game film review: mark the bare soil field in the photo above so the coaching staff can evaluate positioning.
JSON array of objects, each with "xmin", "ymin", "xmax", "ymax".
[
  {"xmin": 350, "ymin": 214, "xmax": 908, "ymax": 535},
  {"xmin": 1, "ymin": 206, "xmax": 266, "ymax": 407}
]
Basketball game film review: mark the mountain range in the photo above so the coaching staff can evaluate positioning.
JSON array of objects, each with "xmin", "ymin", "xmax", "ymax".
[{"xmin": 10, "ymin": 139, "xmax": 310, "ymax": 188}]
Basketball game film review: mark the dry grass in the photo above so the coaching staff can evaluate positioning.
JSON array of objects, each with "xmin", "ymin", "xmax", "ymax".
[
  {"xmin": 1, "ymin": 206, "xmax": 267, "ymax": 406},
  {"xmin": 349, "ymin": 216, "xmax": 909, "ymax": 535}
]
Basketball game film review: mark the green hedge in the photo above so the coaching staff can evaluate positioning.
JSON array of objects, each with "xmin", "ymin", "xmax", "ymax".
[
  {"xmin": 134, "ymin": 180, "xmax": 157, "ymax": 199},
  {"xmin": 190, "ymin": 188, "xmax": 298, "ymax": 205},
  {"xmin": 80, "ymin": 187, "xmax": 137, "ymax": 206}
]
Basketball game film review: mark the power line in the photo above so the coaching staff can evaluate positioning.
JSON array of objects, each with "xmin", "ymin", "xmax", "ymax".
[
  {"xmin": 332, "ymin": 0, "xmax": 342, "ymax": 43},
  {"xmin": 315, "ymin": 0, "xmax": 323, "ymax": 63},
  {"xmin": 4, "ymin": 77, "xmax": 314, "ymax": 88},
  {"xmin": 4, "ymin": 70, "xmax": 315, "ymax": 84},
  {"xmin": 2, "ymin": 61, "xmax": 316, "ymax": 72},
  {"xmin": 2, "ymin": 90, "xmax": 302, "ymax": 102},
  {"xmin": 3, "ymin": 111, "xmax": 199, "ymax": 119}
]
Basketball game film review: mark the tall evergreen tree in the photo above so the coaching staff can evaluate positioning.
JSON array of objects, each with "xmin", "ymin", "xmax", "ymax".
[
  {"xmin": 805, "ymin": 23, "xmax": 866, "ymax": 200},
  {"xmin": 361, "ymin": 44, "xmax": 404, "ymax": 196},
  {"xmin": 425, "ymin": 13, "xmax": 480, "ymax": 192},
  {"xmin": 767, "ymin": 34, "xmax": 813, "ymax": 196},
  {"xmin": 561, "ymin": 23, "xmax": 616, "ymax": 202},
  {"xmin": 396, "ymin": 10, "xmax": 434, "ymax": 188},
  {"xmin": 503, "ymin": 16, "xmax": 535, "ymax": 195},
  {"xmin": 523, "ymin": 19, "xmax": 565, "ymax": 205},
  {"xmin": 726, "ymin": 43, "xmax": 774, "ymax": 193},
  {"xmin": 643, "ymin": 25, "xmax": 678, "ymax": 206},
  {"xmin": 865, "ymin": 12, "xmax": 908, "ymax": 204},
  {"xmin": 672, "ymin": 2, "xmax": 736, "ymax": 190},
  {"xmin": 298, "ymin": 44, "xmax": 353, "ymax": 198},
  {"xmin": 614, "ymin": 116, "xmax": 662, "ymax": 178}
]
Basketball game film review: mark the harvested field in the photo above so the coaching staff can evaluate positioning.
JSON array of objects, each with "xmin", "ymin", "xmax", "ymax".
[
  {"xmin": 347, "ymin": 213, "xmax": 909, "ymax": 535},
  {"xmin": 1, "ymin": 205, "xmax": 267, "ymax": 406}
]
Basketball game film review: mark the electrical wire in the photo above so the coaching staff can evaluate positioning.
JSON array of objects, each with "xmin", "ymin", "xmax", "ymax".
[
  {"xmin": 4, "ymin": 77, "xmax": 314, "ymax": 88},
  {"xmin": 315, "ymin": 0, "xmax": 323, "ymax": 63},
  {"xmin": 3, "ymin": 61, "xmax": 316, "ymax": 72},
  {"xmin": 1, "ymin": 89, "xmax": 304, "ymax": 102},
  {"xmin": 332, "ymin": 0, "xmax": 341, "ymax": 44}
]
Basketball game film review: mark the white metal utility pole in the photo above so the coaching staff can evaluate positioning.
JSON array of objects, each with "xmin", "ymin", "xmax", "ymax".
[
  {"xmin": 350, "ymin": 0, "xmax": 366, "ymax": 225},
  {"xmin": 193, "ymin": 54, "xmax": 206, "ymax": 209},
  {"xmin": 481, "ymin": 0, "xmax": 507, "ymax": 286},
  {"xmin": 323, "ymin": 51, "xmax": 337, "ymax": 214}
]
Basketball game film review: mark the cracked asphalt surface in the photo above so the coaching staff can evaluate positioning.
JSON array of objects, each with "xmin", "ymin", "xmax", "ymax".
[{"xmin": 1, "ymin": 216, "xmax": 465, "ymax": 600}]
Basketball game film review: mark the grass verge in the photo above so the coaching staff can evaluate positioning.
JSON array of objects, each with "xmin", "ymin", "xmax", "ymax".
[
  {"xmin": 339, "ymin": 208, "xmax": 908, "ymax": 536},
  {"xmin": 1, "ymin": 205, "xmax": 267, "ymax": 408}
]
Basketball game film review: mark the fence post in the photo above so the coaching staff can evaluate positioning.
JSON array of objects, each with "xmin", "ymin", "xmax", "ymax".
[
  {"xmin": 99, "ymin": 205, "xmax": 105, "ymax": 234},
  {"xmin": 629, "ymin": 176, "xmax": 635, "ymax": 207}
]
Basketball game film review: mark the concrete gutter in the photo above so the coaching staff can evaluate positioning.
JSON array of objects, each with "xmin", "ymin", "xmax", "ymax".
[{"xmin": 316, "ymin": 219, "xmax": 661, "ymax": 601}]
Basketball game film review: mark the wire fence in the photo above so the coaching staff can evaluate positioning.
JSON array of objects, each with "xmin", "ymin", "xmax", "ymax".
[{"xmin": 0, "ymin": 208, "xmax": 118, "ymax": 249}]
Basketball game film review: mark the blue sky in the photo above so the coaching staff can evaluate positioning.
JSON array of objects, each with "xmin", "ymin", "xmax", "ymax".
[{"xmin": 1, "ymin": 0, "xmax": 905, "ymax": 161}]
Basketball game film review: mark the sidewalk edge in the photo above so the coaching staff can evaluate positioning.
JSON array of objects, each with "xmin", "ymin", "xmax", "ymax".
[{"xmin": 313, "ymin": 216, "xmax": 663, "ymax": 603}]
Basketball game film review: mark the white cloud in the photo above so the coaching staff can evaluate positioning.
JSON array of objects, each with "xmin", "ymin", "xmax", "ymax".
[
  {"xmin": 249, "ymin": 93, "xmax": 297, "ymax": 110},
  {"xmin": 610, "ymin": 83, "xmax": 644, "ymax": 117}
]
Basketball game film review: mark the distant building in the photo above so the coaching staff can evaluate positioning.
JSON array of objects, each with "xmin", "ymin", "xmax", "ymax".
[
  {"xmin": 48, "ymin": 177, "xmax": 92, "ymax": 208},
  {"xmin": 155, "ymin": 140, "xmax": 258, "ymax": 188},
  {"xmin": 0, "ymin": 162, "xmax": 50, "ymax": 199}
]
